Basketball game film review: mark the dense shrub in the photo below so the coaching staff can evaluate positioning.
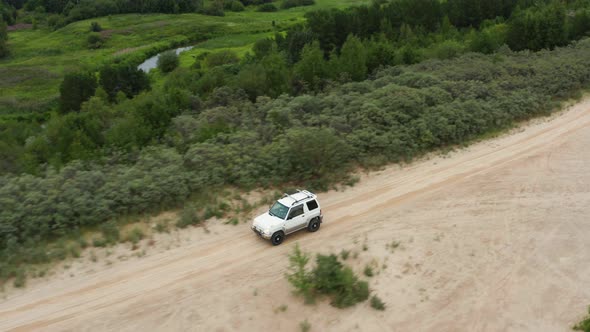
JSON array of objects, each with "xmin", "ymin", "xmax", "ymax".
[
  {"xmin": 4, "ymin": 39, "xmax": 590, "ymax": 276},
  {"xmin": 59, "ymin": 71, "xmax": 97, "ymax": 113}
]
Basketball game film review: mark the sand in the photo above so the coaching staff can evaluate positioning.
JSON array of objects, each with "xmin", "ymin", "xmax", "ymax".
[{"xmin": 1, "ymin": 98, "xmax": 590, "ymax": 332}]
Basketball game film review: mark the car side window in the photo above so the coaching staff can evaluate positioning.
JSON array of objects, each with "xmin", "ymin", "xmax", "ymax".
[
  {"xmin": 288, "ymin": 205, "xmax": 304, "ymax": 219},
  {"xmin": 306, "ymin": 200, "xmax": 318, "ymax": 211}
]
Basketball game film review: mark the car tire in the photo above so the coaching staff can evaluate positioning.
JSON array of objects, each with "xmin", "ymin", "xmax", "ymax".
[
  {"xmin": 271, "ymin": 231, "xmax": 285, "ymax": 246},
  {"xmin": 307, "ymin": 218, "xmax": 320, "ymax": 232}
]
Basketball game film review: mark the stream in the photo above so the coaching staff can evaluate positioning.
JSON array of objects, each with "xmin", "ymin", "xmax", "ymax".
[{"xmin": 137, "ymin": 45, "xmax": 195, "ymax": 72}]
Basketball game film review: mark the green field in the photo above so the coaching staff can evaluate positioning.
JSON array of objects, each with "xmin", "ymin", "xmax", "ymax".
[{"xmin": 0, "ymin": 0, "xmax": 368, "ymax": 114}]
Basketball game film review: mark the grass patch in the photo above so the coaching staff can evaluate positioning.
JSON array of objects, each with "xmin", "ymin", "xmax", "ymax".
[
  {"xmin": 340, "ymin": 249, "xmax": 350, "ymax": 260},
  {"xmin": 225, "ymin": 217, "xmax": 239, "ymax": 225},
  {"xmin": 155, "ymin": 221, "xmax": 169, "ymax": 233},
  {"xmin": 68, "ymin": 243, "xmax": 81, "ymax": 258},
  {"xmin": 125, "ymin": 227, "xmax": 145, "ymax": 245},
  {"xmin": 386, "ymin": 240, "xmax": 400, "ymax": 253},
  {"xmin": 177, "ymin": 204, "xmax": 201, "ymax": 228},
  {"xmin": 300, "ymin": 319, "xmax": 311, "ymax": 332},
  {"xmin": 274, "ymin": 304, "xmax": 288, "ymax": 313},
  {"xmin": 363, "ymin": 265, "xmax": 374, "ymax": 277},
  {"xmin": 92, "ymin": 237, "xmax": 108, "ymax": 248},
  {"xmin": 13, "ymin": 268, "xmax": 26, "ymax": 288},
  {"xmin": 101, "ymin": 221, "xmax": 120, "ymax": 245}
]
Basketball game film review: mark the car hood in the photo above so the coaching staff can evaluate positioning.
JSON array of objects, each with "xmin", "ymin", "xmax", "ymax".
[{"xmin": 253, "ymin": 212, "xmax": 283, "ymax": 230}]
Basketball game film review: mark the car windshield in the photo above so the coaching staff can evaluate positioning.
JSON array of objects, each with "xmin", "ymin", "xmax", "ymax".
[{"xmin": 269, "ymin": 201, "xmax": 289, "ymax": 220}]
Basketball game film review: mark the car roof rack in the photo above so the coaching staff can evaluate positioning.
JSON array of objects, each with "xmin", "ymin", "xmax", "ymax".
[{"xmin": 282, "ymin": 189, "xmax": 315, "ymax": 206}]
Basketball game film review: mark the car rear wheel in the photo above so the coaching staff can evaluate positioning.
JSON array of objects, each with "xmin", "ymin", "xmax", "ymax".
[
  {"xmin": 308, "ymin": 218, "xmax": 320, "ymax": 232},
  {"xmin": 271, "ymin": 231, "xmax": 284, "ymax": 246}
]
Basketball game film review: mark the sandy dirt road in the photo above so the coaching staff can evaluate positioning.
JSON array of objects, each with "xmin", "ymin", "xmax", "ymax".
[{"xmin": 1, "ymin": 99, "xmax": 590, "ymax": 332}]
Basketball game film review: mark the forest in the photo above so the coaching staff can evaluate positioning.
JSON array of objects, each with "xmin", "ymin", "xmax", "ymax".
[{"xmin": 1, "ymin": 0, "xmax": 590, "ymax": 281}]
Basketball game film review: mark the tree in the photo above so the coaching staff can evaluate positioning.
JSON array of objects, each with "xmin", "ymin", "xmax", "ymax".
[
  {"xmin": 336, "ymin": 34, "xmax": 367, "ymax": 82},
  {"xmin": 236, "ymin": 63, "xmax": 268, "ymax": 101},
  {"xmin": 506, "ymin": 8, "xmax": 527, "ymax": 51},
  {"xmin": 294, "ymin": 41, "xmax": 327, "ymax": 91},
  {"xmin": 90, "ymin": 21, "xmax": 102, "ymax": 32},
  {"xmin": 86, "ymin": 32, "xmax": 103, "ymax": 49},
  {"xmin": 229, "ymin": 1, "xmax": 244, "ymax": 12},
  {"xmin": 569, "ymin": 10, "xmax": 590, "ymax": 40},
  {"xmin": 99, "ymin": 64, "xmax": 150, "ymax": 102},
  {"xmin": 281, "ymin": 27, "xmax": 315, "ymax": 63},
  {"xmin": 0, "ymin": 18, "xmax": 8, "ymax": 58},
  {"xmin": 507, "ymin": 2, "xmax": 566, "ymax": 51},
  {"xmin": 157, "ymin": 50, "xmax": 179, "ymax": 73},
  {"xmin": 59, "ymin": 72, "xmax": 98, "ymax": 113},
  {"xmin": 260, "ymin": 52, "xmax": 291, "ymax": 98},
  {"xmin": 252, "ymin": 38, "xmax": 276, "ymax": 60}
]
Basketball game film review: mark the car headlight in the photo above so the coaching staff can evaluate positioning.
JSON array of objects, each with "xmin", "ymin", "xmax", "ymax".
[{"xmin": 263, "ymin": 228, "xmax": 271, "ymax": 235}]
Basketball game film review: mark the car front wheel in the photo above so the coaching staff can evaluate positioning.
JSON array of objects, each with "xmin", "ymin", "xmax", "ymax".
[
  {"xmin": 271, "ymin": 231, "xmax": 285, "ymax": 246},
  {"xmin": 308, "ymin": 218, "xmax": 320, "ymax": 232}
]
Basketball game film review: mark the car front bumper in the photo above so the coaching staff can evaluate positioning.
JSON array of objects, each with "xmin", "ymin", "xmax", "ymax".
[{"xmin": 252, "ymin": 226, "xmax": 271, "ymax": 239}]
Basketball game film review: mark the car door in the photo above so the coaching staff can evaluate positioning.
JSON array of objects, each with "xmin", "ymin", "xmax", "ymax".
[{"xmin": 285, "ymin": 204, "xmax": 306, "ymax": 234}]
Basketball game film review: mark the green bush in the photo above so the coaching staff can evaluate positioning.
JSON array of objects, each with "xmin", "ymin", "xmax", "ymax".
[
  {"xmin": 157, "ymin": 50, "xmax": 180, "ymax": 73},
  {"xmin": 575, "ymin": 306, "xmax": 590, "ymax": 332},
  {"xmin": 90, "ymin": 21, "xmax": 102, "ymax": 32},
  {"xmin": 340, "ymin": 249, "xmax": 350, "ymax": 260},
  {"xmin": 299, "ymin": 320, "xmax": 311, "ymax": 332},
  {"xmin": 86, "ymin": 32, "xmax": 103, "ymax": 49},
  {"xmin": 370, "ymin": 295, "xmax": 386, "ymax": 311},
  {"xmin": 68, "ymin": 243, "xmax": 81, "ymax": 258},
  {"xmin": 92, "ymin": 237, "xmax": 108, "ymax": 248},
  {"xmin": 155, "ymin": 222, "xmax": 169, "ymax": 233},
  {"xmin": 286, "ymin": 244, "xmax": 315, "ymax": 304},
  {"xmin": 59, "ymin": 71, "xmax": 97, "ymax": 113}
]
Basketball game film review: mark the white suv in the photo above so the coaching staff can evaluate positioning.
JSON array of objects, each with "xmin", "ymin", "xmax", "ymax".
[{"xmin": 252, "ymin": 190, "xmax": 323, "ymax": 245}]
